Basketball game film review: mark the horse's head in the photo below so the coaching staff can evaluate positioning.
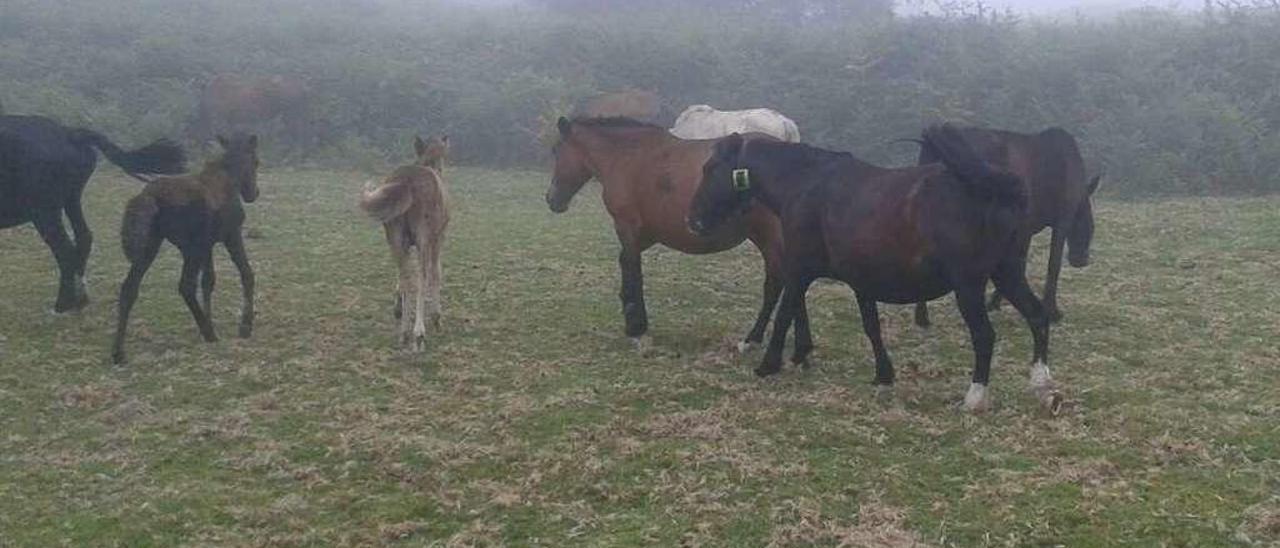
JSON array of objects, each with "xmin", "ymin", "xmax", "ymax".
[
  {"xmin": 414, "ymin": 134, "xmax": 450, "ymax": 172},
  {"xmin": 1067, "ymin": 174, "xmax": 1102, "ymax": 267},
  {"xmin": 217, "ymin": 133, "xmax": 260, "ymax": 203},
  {"xmin": 688, "ymin": 133, "xmax": 753, "ymax": 236},
  {"xmin": 546, "ymin": 117, "xmax": 594, "ymax": 214}
]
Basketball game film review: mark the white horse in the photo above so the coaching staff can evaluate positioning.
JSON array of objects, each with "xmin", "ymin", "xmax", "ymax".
[{"xmin": 669, "ymin": 104, "xmax": 801, "ymax": 142}]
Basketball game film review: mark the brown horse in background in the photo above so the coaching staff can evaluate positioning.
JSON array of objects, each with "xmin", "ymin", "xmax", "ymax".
[
  {"xmin": 912, "ymin": 126, "xmax": 1101, "ymax": 327},
  {"xmin": 574, "ymin": 90, "xmax": 662, "ymax": 124},
  {"xmin": 112, "ymin": 134, "xmax": 260, "ymax": 365},
  {"xmin": 193, "ymin": 74, "xmax": 313, "ymax": 147},
  {"xmin": 360, "ymin": 135, "xmax": 451, "ymax": 351},
  {"xmin": 546, "ymin": 116, "xmax": 810, "ymax": 355}
]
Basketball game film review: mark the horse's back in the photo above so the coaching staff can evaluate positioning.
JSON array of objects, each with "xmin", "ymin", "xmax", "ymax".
[{"xmin": 670, "ymin": 106, "xmax": 800, "ymax": 142}]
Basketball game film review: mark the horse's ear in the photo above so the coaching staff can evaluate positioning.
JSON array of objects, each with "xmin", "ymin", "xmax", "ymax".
[
  {"xmin": 1088, "ymin": 174, "xmax": 1103, "ymax": 195},
  {"xmin": 414, "ymin": 135, "xmax": 427, "ymax": 157},
  {"xmin": 440, "ymin": 135, "xmax": 450, "ymax": 146},
  {"xmin": 557, "ymin": 117, "xmax": 572, "ymax": 137}
]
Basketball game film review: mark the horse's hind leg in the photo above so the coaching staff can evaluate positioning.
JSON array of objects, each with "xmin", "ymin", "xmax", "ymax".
[
  {"xmin": 64, "ymin": 196, "xmax": 92, "ymax": 309},
  {"xmin": 411, "ymin": 225, "xmax": 430, "ymax": 351},
  {"xmin": 855, "ymin": 292, "xmax": 895, "ymax": 401},
  {"xmin": 178, "ymin": 247, "xmax": 218, "ymax": 343},
  {"xmin": 991, "ymin": 258, "xmax": 1059, "ymax": 414},
  {"xmin": 954, "ymin": 282, "xmax": 997, "ymax": 413},
  {"xmin": 112, "ymin": 236, "xmax": 161, "ymax": 365},
  {"xmin": 200, "ymin": 254, "xmax": 216, "ymax": 315},
  {"xmin": 32, "ymin": 208, "xmax": 81, "ymax": 313}
]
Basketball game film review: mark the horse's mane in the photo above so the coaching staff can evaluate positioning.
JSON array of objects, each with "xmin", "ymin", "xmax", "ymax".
[{"xmin": 571, "ymin": 116, "xmax": 663, "ymax": 130}]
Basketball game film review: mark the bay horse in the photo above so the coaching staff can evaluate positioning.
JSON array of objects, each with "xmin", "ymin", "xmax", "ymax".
[
  {"xmin": 111, "ymin": 134, "xmax": 260, "ymax": 365},
  {"xmin": 671, "ymin": 105, "xmax": 801, "ymax": 143},
  {"xmin": 193, "ymin": 74, "xmax": 312, "ymax": 147},
  {"xmin": 360, "ymin": 135, "xmax": 451, "ymax": 351},
  {"xmin": 912, "ymin": 125, "xmax": 1101, "ymax": 327},
  {"xmin": 545, "ymin": 116, "xmax": 810, "ymax": 355},
  {"xmin": 0, "ymin": 115, "xmax": 186, "ymax": 312},
  {"xmin": 687, "ymin": 125, "xmax": 1060, "ymax": 413}
]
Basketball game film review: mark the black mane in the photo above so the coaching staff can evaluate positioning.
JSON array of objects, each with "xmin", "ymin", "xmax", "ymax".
[{"xmin": 571, "ymin": 116, "xmax": 663, "ymax": 130}]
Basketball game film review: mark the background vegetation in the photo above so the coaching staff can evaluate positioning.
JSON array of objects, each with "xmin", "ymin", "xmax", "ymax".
[{"xmin": 1, "ymin": 0, "xmax": 1278, "ymax": 194}]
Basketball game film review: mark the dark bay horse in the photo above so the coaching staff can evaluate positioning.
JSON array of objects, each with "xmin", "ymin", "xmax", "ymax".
[
  {"xmin": 546, "ymin": 116, "xmax": 810, "ymax": 355},
  {"xmin": 688, "ymin": 125, "xmax": 1060, "ymax": 413},
  {"xmin": 912, "ymin": 126, "xmax": 1101, "ymax": 327},
  {"xmin": 0, "ymin": 115, "xmax": 186, "ymax": 312},
  {"xmin": 111, "ymin": 134, "xmax": 259, "ymax": 365}
]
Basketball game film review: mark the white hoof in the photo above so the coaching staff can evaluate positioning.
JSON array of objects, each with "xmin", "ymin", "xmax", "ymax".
[
  {"xmin": 631, "ymin": 335, "xmax": 653, "ymax": 355},
  {"xmin": 1028, "ymin": 360, "xmax": 1054, "ymax": 391},
  {"xmin": 876, "ymin": 384, "xmax": 895, "ymax": 404},
  {"xmin": 964, "ymin": 383, "xmax": 991, "ymax": 413},
  {"xmin": 736, "ymin": 341, "xmax": 754, "ymax": 354}
]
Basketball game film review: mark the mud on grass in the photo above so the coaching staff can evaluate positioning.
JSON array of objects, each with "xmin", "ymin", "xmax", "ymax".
[{"xmin": 1, "ymin": 168, "xmax": 1278, "ymax": 546}]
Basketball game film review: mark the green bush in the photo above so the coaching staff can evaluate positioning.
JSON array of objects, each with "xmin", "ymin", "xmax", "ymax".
[{"xmin": 1, "ymin": 0, "xmax": 1277, "ymax": 196}]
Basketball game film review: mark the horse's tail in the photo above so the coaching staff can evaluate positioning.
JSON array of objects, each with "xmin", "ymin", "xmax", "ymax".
[
  {"xmin": 360, "ymin": 179, "xmax": 415, "ymax": 223},
  {"xmin": 69, "ymin": 128, "xmax": 186, "ymax": 180},
  {"xmin": 120, "ymin": 194, "xmax": 159, "ymax": 263},
  {"xmin": 922, "ymin": 123, "xmax": 1026, "ymax": 209}
]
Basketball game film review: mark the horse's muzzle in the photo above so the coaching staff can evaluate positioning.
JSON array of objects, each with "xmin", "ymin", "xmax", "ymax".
[{"xmin": 545, "ymin": 188, "xmax": 569, "ymax": 213}]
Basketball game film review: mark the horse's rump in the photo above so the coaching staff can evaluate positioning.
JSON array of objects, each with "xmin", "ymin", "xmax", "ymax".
[
  {"xmin": 670, "ymin": 105, "xmax": 801, "ymax": 142},
  {"xmin": 360, "ymin": 166, "xmax": 447, "ymax": 225}
]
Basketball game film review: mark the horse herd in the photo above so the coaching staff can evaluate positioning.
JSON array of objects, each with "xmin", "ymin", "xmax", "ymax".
[{"xmin": 0, "ymin": 105, "xmax": 1100, "ymax": 414}]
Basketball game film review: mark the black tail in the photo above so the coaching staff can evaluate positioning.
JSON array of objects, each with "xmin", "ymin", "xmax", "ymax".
[
  {"xmin": 921, "ymin": 123, "xmax": 1026, "ymax": 208},
  {"xmin": 70, "ymin": 129, "xmax": 186, "ymax": 181}
]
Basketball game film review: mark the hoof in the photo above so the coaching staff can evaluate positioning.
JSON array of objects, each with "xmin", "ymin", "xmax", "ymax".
[
  {"xmin": 238, "ymin": 324, "xmax": 253, "ymax": 339},
  {"xmin": 1047, "ymin": 308, "xmax": 1064, "ymax": 324},
  {"xmin": 631, "ymin": 335, "xmax": 653, "ymax": 356},
  {"xmin": 736, "ymin": 340, "xmax": 755, "ymax": 354},
  {"xmin": 875, "ymin": 384, "xmax": 895, "ymax": 405},
  {"xmin": 1036, "ymin": 388, "xmax": 1064, "ymax": 416},
  {"xmin": 111, "ymin": 350, "xmax": 127, "ymax": 365},
  {"xmin": 963, "ymin": 383, "xmax": 991, "ymax": 413},
  {"xmin": 754, "ymin": 361, "xmax": 782, "ymax": 377},
  {"xmin": 203, "ymin": 333, "xmax": 219, "ymax": 343},
  {"xmin": 412, "ymin": 335, "xmax": 427, "ymax": 353}
]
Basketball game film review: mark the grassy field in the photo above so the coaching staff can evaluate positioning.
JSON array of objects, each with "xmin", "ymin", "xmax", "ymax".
[{"xmin": 1, "ymin": 165, "xmax": 1278, "ymax": 546}]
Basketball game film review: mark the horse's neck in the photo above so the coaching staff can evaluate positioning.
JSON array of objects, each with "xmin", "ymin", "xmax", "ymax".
[
  {"xmin": 580, "ymin": 129, "xmax": 670, "ymax": 183},
  {"xmin": 747, "ymin": 143, "xmax": 881, "ymax": 213},
  {"xmin": 197, "ymin": 160, "xmax": 239, "ymax": 209}
]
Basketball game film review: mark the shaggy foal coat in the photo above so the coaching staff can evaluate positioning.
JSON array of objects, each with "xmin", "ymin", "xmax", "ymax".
[{"xmin": 360, "ymin": 135, "xmax": 451, "ymax": 351}]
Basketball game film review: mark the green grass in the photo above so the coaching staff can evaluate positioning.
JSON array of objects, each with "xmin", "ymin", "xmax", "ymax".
[{"xmin": 1, "ymin": 166, "xmax": 1278, "ymax": 546}]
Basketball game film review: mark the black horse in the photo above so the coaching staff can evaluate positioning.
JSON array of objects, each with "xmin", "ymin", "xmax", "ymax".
[
  {"xmin": 1, "ymin": 115, "xmax": 185, "ymax": 312},
  {"xmin": 688, "ymin": 124, "xmax": 1061, "ymax": 413},
  {"xmin": 911, "ymin": 125, "xmax": 1101, "ymax": 327}
]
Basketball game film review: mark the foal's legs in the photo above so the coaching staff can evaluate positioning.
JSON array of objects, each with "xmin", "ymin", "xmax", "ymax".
[
  {"xmin": 1041, "ymin": 226, "xmax": 1068, "ymax": 323},
  {"xmin": 31, "ymin": 208, "xmax": 81, "ymax": 313},
  {"xmin": 954, "ymin": 282, "xmax": 997, "ymax": 413},
  {"xmin": 424, "ymin": 229, "xmax": 444, "ymax": 329},
  {"xmin": 178, "ymin": 247, "xmax": 218, "ymax": 343},
  {"xmin": 200, "ymin": 253, "xmax": 216, "ymax": 314},
  {"xmin": 65, "ymin": 196, "xmax": 93, "ymax": 308},
  {"xmin": 410, "ymin": 222, "xmax": 430, "ymax": 352},
  {"xmin": 991, "ymin": 258, "xmax": 1059, "ymax": 413},
  {"xmin": 226, "ymin": 232, "xmax": 255, "ymax": 338},
  {"xmin": 111, "ymin": 236, "xmax": 162, "ymax": 365}
]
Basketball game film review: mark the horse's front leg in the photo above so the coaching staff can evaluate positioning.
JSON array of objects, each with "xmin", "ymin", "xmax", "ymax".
[
  {"xmin": 743, "ymin": 228, "xmax": 784, "ymax": 353},
  {"xmin": 614, "ymin": 223, "xmax": 650, "ymax": 351},
  {"xmin": 758, "ymin": 275, "xmax": 811, "ymax": 377},
  {"xmin": 225, "ymin": 232, "xmax": 255, "ymax": 339},
  {"xmin": 31, "ymin": 208, "xmax": 81, "ymax": 313},
  {"xmin": 954, "ymin": 282, "xmax": 996, "ymax": 413}
]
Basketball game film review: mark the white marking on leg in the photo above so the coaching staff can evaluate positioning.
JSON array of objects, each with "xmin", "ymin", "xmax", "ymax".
[
  {"xmin": 964, "ymin": 383, "xmax": 990, "ymax": 413},
  {"xmin": 736, "ymin": 341, "xmax": 753, "ymax": 354},
  {"xmin": 631, "ymin": 335, "xmax": 653, "ymax": 355},
  {"xmin": 1029, "ymin": 359, "xmax": 1054, "ymax": 390},
  {"xmin": 75, "ymin": 274, "xmax": 88, "ymax": 296}
]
